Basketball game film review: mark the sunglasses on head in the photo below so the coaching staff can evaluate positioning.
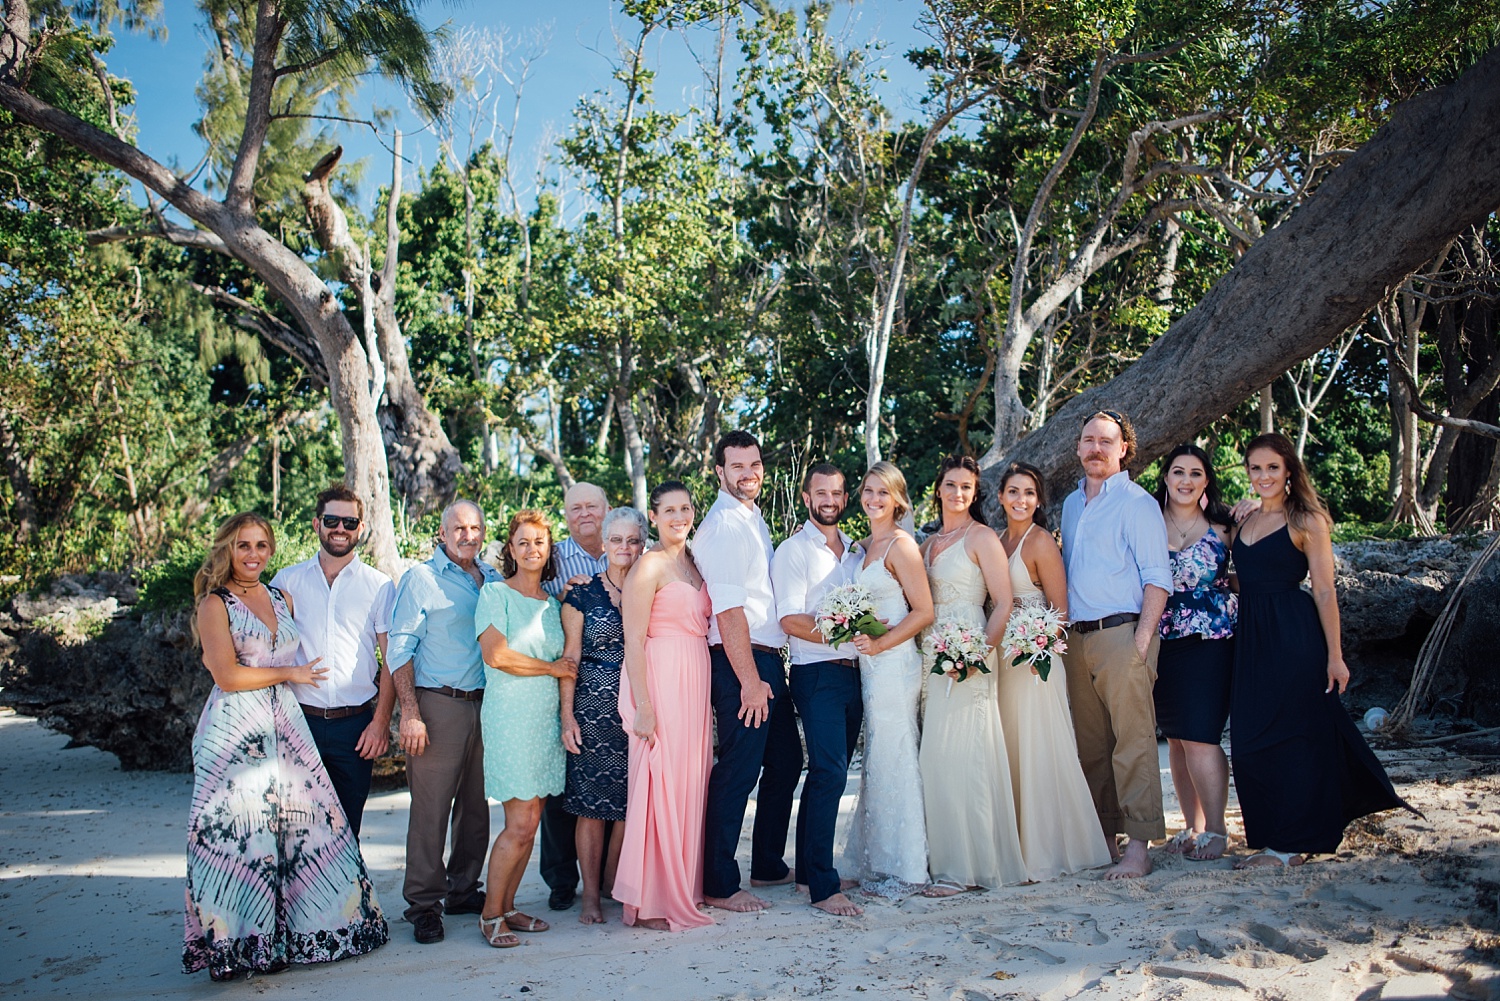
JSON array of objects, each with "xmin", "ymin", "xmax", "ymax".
[
  {"xmin": 1083, "ymin": 409, "xmax": 1125, "ymax": 428},
  {"xmin": 321, "ymin": 515, "xmax": 361, "ymax": 531}
]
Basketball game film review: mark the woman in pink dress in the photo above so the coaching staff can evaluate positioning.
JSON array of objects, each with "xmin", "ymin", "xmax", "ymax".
[{"xmin": 614, "ymin": 480, "xmax": 715, "ymax": 931}]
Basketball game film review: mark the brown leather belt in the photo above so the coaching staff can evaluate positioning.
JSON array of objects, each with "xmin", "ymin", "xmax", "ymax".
[
  {"xmin": 417, "ymin": 685, "xmax": 484, "ymax": 701},
  {"xmin": 300, "ymin": 699, "xmax": 375, "ymax": 720},
  {"xmin": 1072, "ymin": 613, "xmax": 1139, "ymax": 635}
]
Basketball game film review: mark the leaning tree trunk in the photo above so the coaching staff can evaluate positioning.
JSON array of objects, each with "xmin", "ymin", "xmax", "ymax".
[{"xmin": 987, "ymin": 43, "xmax": 1500, "ymax": 509}]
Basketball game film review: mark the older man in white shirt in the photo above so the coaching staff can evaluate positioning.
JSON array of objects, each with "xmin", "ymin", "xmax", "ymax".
[
  {"xmin": 771, "ymin": 463, "xmax": 863, "ymax": 916},
  {"xmin": 271, "ymin": 485, "xmax": 396, "ymax": 838},
  {"xmin": 695, "ymin": 430, "xmax": 802, "ymax": 913}
]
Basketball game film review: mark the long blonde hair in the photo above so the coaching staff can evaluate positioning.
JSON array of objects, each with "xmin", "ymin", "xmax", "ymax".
[
  {"xmin": 193, "ymin": 512, "xmax": 276, "ymax": 607},
  {"xmin": 861, "ymin": 461, "xmax": 913, "ymax": 523}
]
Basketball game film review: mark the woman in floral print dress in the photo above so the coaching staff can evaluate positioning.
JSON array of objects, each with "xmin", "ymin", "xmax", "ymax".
[{"xmin": 1152, "ymin": 445, "xmax": 1238, "ymax": 862}]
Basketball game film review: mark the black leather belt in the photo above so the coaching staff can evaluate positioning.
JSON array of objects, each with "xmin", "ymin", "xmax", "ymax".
[
  {"xmin": 1072, "ymin": 613, "xmax": 1139, "ymax": 635},
  {"xmin": 417, "ymin": 685, "xmax": 484, "ymax": 701},
  {"xmin": 300, "ymin": 699, "xmax": 375, "ymax": 720},
  {"xmin": 795, "ymin": 657, "xmax": 857, "ymax": 669},
  {"xmin": 711, "ymin": 643, "xmax": 783, "ymax": 656}
]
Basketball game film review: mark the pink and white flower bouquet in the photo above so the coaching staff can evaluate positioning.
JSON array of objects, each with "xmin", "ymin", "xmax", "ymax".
[
  {"xmin": 1001, "ymin": 602, "xmax": 1069, "ymax": 682},
  {"xmin": 922, "ymin": 617, "xmax": 992, "ymax": 695},
  {"xmin": 814, "ymin": 583, "xmax": 888, "ymax": 648}
]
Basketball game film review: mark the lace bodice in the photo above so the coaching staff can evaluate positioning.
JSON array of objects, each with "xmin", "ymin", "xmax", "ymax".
[
  {"xmin": 856, "ymin": 542, "xmax": 912, "ymax": 628},
  {"xmin": 926, "ymin": 536, "xmax": 987, "ymax": 620}
]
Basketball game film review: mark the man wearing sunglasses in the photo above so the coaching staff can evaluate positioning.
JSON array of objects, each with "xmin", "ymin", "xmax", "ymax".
[{"xmin": 272, "ymin": 484, "xmax": 396, "ymax": 839}]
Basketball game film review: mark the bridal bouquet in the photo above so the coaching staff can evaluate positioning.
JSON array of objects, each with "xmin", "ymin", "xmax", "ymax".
[
  {"xmin": 1001, "ymin": 603, "xmax": 1069, "ymax": 682},
  {"xmin": 814, "ymin": 583, "xmax": 888, "ymax": 648},
  {"xmin": 922, "ymin": 617, "xmax": 992, "ymax": 695}
]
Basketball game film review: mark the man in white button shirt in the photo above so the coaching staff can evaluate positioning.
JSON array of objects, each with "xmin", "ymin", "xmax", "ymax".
[
  {"xmin": 694, "ymin": 430, "xmax": 802, "ymax": 913},
  {"xmin": 272, "ymin": 485, "xmax": 396, "ymax": 838},
  {"xmin": 771, "ymin": 463, "xmax": 863, "ymax": 916}
]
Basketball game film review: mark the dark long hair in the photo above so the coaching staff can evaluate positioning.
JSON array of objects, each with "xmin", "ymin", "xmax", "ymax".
[
  {"xmin": 1244, "ymin": 433, "xmax": 1329, "ymax": 532},
  {"xmin": 933, "ymin": 454, "xmax": 988, "ymax": 526},
  {"xmin": 998, "ymin": 461, "xmax": 1050, "ymax": 530},
  {"xmin": 1153, "ymin": 444, "xmax": 1233, "ymax": 527}
]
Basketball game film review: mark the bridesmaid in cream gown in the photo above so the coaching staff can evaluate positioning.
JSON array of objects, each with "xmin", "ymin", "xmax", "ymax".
[
  {"xmin": 996, "ymin": 463, "xmax": 1113, "ymax": 880},
  {"xmin": 918, "ymin": 455, "xmax": 1027, "ymax": 894}
]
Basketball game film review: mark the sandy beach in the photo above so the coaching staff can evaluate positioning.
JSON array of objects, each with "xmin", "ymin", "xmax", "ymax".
[{"xmin": 2, "ymin": 706, "xmax": 1497, "ymax": 1000}]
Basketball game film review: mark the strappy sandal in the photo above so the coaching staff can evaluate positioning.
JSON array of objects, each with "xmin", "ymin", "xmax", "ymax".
[
  {"xmin": 503, "ymin": 909, "xmax": 550, "ymax": 932},
  {"xmin": 1163, "ymin": 828, "xmax": 1200, "ymax": 854},
  {"xmin": 479, "ymin": 914, "xmax": 519, "ymax": 948},
  {"xmin": 1185, "ymin": 831, "xmax": 1227, "ymax": 861}
]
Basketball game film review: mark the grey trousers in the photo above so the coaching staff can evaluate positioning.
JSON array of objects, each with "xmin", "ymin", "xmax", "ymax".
[{"xmin": 402, "ymin": 688, "xmax": 489, "ymax": 921}]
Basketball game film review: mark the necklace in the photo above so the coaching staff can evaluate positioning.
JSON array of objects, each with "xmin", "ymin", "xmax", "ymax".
[
  {"xmin": 1165, "ymin": 508, "xmax": 1201, "ymax": 548},
  {"xmin": 228, "ymin": 577, "xmax": 260, "ymax": 595},
  {"xmin": 602, "ymin": 566, "xmax": 626, "ymax": 598},
  {"xmin": 931, "ymin": 518, "xmax": 974, "ymax": 541}
]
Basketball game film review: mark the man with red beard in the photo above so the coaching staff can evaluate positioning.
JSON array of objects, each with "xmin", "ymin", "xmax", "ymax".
[{"xmin": 272, "ymin": 484, "xmax": 396, "ymax": 838}]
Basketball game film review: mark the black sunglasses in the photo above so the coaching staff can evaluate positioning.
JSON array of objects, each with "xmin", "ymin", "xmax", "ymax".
[
  {"xmin": 1083, "ymin": 409, "xmax": 1125, "ymax": 428},
  {"xmin": 321, "ymin": 515, "xmax": 361, "ymax": 531}
]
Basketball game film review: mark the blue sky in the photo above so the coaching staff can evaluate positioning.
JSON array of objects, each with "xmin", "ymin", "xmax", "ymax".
[{"xmin": 105, "ymin": 1, "xmax": 934, "ymax": 212}]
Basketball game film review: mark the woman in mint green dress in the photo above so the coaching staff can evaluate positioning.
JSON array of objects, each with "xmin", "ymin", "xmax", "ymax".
[{"xmin": 474, "ymin": 509, "xmax": 576, "ymax": 948}]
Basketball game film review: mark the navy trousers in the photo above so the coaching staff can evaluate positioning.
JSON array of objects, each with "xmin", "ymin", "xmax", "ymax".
[
  {"xmin": 302, "ymin": 707, "xmax": 376, "ymax": 838},
  {"xmin": 538, "ymin": 794, "xmax": 579, "ymax": 892},
  {"xmin": 703, "ymin": 646, "xmax": 803, "ymax": 898},
  {"xmin": 789, "ymin": 660, "xmax": 863, "ymax": 903}
]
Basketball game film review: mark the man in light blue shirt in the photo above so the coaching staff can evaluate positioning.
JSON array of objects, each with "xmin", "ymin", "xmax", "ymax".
[
  {"xmin": 1060, "ymin": 410, "xmax": 1172, "ymax": 881},
  {"xmin": 387, "ymin": 500, "xmax": 503, "ymax": 944}
]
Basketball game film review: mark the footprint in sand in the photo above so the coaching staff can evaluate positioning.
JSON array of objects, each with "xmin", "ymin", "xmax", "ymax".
[
  {"xmin": 1157, "ymin": 927, "xmax": 1225, "ymax": 961},
  {"xmin": 1244, "ymin": 921, "xmax": 1328, "ymax": 961},
  {"xmin": 965, "ymin": 929, "xmax": 1066, "ymax": 966},
  {"xmin": 1060, "ymin": 917, "xmax": 1109, "ymax": 946}
]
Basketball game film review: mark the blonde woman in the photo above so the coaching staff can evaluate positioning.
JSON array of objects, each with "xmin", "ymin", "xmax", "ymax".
[
  {"xmin": 841, "ymin": 462, "xmax": 934, "ymax": 895},
  {"xmin": 184, "ymin": 513, "xmax": 387, "ymax": 981}
]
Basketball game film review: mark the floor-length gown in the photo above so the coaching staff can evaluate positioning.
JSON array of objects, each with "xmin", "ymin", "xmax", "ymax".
[
  {"xmin": 842, "ymin": 542, "xmax": 928, "ymax": 891},
  {"xmin": 613, "ymin": 581, "xmax": 715, "ymax": 930},
  {"xmin": 1231, "ymin": 526, "xmax": 1414, "ymax": 853},
  {"xmin": 918, "ymin": 536, "xmax": 1028, "ymax": 888},
  {"xmin": 997, "ymin": 525, "xmax": 1113, "ymax": 880},
  {"xmin": 184, "ymin": 587, "xmax": 387, "ymax": 979}
]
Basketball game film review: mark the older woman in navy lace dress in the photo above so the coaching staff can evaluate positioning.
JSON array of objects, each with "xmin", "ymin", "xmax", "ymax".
[{"xmin": 561, "ymin": 506, "xmax": 648, "ymax": 924}]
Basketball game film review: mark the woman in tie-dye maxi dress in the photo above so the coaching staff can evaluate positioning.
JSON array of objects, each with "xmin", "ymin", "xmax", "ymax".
[{"xmin": 183, "ymin": 584, "xmax": 387, "ymax": 980}]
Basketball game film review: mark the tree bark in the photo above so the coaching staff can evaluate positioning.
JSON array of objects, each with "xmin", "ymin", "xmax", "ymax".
[
  {"xmin": 987, "ymin": 44, "xmax": 1500, "ymax": 510},
  {"xmin": 302, "ymin": 142, "xmax": 462, "ymax": 521},
  {"xmin": 0, "ymin": 404, "xmax": 38, "ymax": 539}
]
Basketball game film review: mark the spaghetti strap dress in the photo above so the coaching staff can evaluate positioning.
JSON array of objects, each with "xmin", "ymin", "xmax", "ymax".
[
  {"xmin": 183, "ymin": 587, "xmax": 387, "ymax": 980},
  {"xmin": 613, "ymin": 580, "xmax": 715, "ymax": 930},
  {"xmin": 1230, "ymin": 526, "xmax": 1414, "ymax": 853}
]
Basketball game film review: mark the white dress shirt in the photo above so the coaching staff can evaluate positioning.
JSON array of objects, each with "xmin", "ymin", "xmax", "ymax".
[
  {"xmin": 272, "ymin": 554, "xmax": 395, "ymax": 709},
  {"xmin": 693, "ymin": 490, "xmax": 788, "ymax": 649},
  {"xmin": 771, "ymin": 520, "xmax": 853, "ymax": 665}
]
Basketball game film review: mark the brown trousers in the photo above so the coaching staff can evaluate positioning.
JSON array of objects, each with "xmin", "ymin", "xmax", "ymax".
[
  {"xmin": 402, "ymin": 688, "xmax": 489, "ymax": 920},
  {"xmin": 1063, "ymin": 622, "xmax": 1166, "ymax": 842}
]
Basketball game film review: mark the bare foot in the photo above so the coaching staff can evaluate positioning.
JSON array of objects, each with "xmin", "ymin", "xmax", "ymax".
[
  {"xmin": 704, "ymin": 890, "xmax": 771, "ymax": 912},
  {"xmin": 633, "ymin": 917, "xmax": 671, "ymax": 931},
  {"xmin": 1162, "ymin": 828, "xmax": 1199, "ymax": 855},
  {"xmin": 811, "ymin": 892, "xmax": 863, "ymax": 916},
  {"xmin": 1103, "ymin": 840, "xmax": 1151, "ymax": 881},
  {"xmin": 920, "ymin": 881, "xmax": 969, "ymax": 898},
  {"xmin": 749, "ymin": 873, "xmax": 794, "ymax": 887},
  {"xmin": 578, "ymin": 895, "xmax": 605, "ymax": 925}
]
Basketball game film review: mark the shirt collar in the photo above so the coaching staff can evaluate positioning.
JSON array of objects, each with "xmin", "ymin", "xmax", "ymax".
[
  {"xmin": 714, "ymin": 489, "xmax": 760, "ymax": 521},
  {"xmin": 1076, "ymin": 469, "xmax": 1133, "ymax": 495},
  {"xmin": 800, "ymin": 519, "xmax": 850, "ymax": 550},
  {"xmin": 432, "ymin": 543, "xmax": 492, "ymax": 580}
]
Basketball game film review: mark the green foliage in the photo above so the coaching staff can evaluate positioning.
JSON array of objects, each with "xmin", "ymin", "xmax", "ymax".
[{"xmin": 135, "ymin": 524, "xmax": 320, "ymax": 612}]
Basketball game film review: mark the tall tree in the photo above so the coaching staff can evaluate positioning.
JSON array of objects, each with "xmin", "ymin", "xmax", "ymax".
[{"xmin": 0, "ymin": 0, "xmax": 449, "ymax": 573}]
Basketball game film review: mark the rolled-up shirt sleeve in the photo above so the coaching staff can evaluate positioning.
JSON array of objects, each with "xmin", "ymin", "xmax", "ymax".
[
  {"xmin": 384, "ymin": 570, "xmax": 429, "ymax": 672},
  {"xmin": 771, "ymin": 539, "xmax": 810, "ymax": 622},
  {"xmin": 696, "ymin": 519, "xmax": 751, "ymax": 615},
  {"xmin": 1125, "ymin": 494, "xmax": 1173, "ymax": 593}
]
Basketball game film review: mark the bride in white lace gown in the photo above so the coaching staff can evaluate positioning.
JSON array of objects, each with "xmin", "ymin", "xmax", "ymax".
[
  {"xmin": 997, "ymin": 464, "xmax": 1113, "ymax": 880},
  {"xmin": 840, "ymin": 463, "xmax": 935, "ymax": 891}
]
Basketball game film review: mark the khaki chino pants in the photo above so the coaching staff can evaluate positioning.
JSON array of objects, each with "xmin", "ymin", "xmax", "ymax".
[{"xmin": 1063, "ymin": 622, "xmax": 1166, "ymax": 843}]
